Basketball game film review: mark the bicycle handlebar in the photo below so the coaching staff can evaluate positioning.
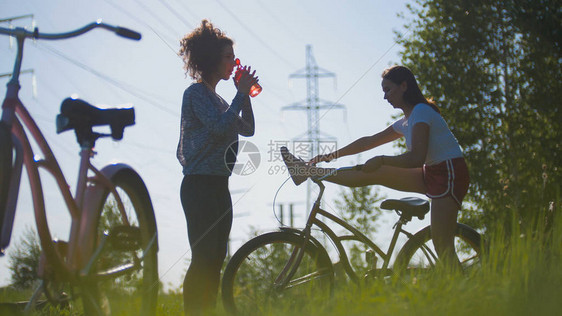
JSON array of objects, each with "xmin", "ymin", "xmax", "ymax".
[
  {"xmin": 0, "ymin": 20, "xmax": 141, "ymax": 41},
  {"xmin": 0, "ymin": 21, "xmax": 141, "ymax": 88}
]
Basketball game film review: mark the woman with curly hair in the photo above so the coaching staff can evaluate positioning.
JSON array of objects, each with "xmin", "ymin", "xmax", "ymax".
[{"xmin": 177, "ymin": 19, "xmax": 258, "ymax": 315}]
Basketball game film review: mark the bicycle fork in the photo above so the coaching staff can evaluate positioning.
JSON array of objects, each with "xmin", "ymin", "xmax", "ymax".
[
  {"xmin": 273, "ymin": 182, "xmax": 327, "ymax": 290},
  {"xmin": 0, "ymin": 132, "xmax": 24, "ymax": 254}
]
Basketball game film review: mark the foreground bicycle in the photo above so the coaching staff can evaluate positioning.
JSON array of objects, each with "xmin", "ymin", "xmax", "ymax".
[
  {"xmin": 222, "ymin": 172, "xmax": 481, "ymax": 315},
  {"xmin": 0, "ymin": 22, "xmax": 158, "ymax": 315}
]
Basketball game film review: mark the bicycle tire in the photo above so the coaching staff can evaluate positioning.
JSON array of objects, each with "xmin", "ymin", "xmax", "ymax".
[
  {"xmin": 0, "ymin": 122, "xmax": 12, "ymax": 239},
  {"xmin": 81, "ymin": 168, "xmax": 158, "ymax": 316},
  {"xmin": 394, "ymin": 223, "xmax": 481, "ymax": 273},
  {"xmin": 221, "ymin": 231, "xmax": 334, "ymax": 315}
]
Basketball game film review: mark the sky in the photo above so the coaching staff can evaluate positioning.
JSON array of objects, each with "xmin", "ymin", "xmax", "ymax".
[{"xmin": 0, "ymin": 0, "xmax": 431, "ymax": 291}]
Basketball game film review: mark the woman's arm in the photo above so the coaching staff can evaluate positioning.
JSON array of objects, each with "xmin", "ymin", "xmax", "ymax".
[
  {"xmin": 237, "ymin": 96, "xmax": 255, "ymax": 136},
  {"xmin": 363, "ymin": 122, "xmax": 429, "ymax": 172},
  {"xmin": 189, "ymin": 86, "xmax": 246, "ymax": 137},
  {"xmin": 310, "ymin": 125, "xmax": 401, "ymax": 164}
]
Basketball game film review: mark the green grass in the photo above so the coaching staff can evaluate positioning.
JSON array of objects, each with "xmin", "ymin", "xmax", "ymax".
[
  {"xmin": 2, "ymin": 213, "xmax": 560, "ymax": 315},
  {"xmin": 209, "ymin": 212, "xmax": 562, "ymax": 316},
  {"xmin": 160, "ymin": 212, "xmax": 561, "ymax": 316}
]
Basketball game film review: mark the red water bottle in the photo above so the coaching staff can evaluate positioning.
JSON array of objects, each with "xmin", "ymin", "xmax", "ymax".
[{"xmin": 234, "ymin": 58, "xmax": 262, "ymax": 97}]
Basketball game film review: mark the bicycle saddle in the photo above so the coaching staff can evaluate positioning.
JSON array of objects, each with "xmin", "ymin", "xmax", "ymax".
[
  {"xmin": 56, "ymin": 98, "xmax": 135, "ymax": 142},
  {"xmin": 380, "ymin": 197, "xmax": 430, "ymax": 220}
]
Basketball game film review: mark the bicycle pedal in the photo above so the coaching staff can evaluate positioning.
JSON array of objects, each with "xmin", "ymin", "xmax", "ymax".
[{"xmin": 107, "ymin": 226, "xmax": 141, "ymax": 251}]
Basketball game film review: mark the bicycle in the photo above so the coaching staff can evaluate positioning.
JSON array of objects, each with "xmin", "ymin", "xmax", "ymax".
[
  {"xmin": 221, "ymin": 170, "xmax": 482, "ymax": 315},
  {"xmin": 0, "ymin": 22, "xmax": 158, "ymax": 315}
]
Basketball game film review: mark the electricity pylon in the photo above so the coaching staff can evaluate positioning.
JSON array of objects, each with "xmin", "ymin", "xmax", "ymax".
[{"xmin": 283, "ymin": 45, "xmax": 345, "ymax": 210}]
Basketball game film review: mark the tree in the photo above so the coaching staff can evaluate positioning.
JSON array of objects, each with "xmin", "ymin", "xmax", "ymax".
[
  {"xmin": 334, "ymin": 186, "xmax": 385, "ymax": 238},
  {"xmin": 7, "ymin": 202, "xmax": 146, "ymax": 292},
  {"xmin": 8, "ymin": 226, "xmax": 41, "ymax": 290},
  {"xmin": 333, "ymin": 184, "xmax": 385, "ymax": 275},
  {"xmin": 396, "ymin": 0, "xmax": 561, "ymax": 231}
]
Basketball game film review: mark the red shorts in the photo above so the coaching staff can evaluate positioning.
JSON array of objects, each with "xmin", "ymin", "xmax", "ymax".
[{"xmin": 423, "ymin": 158, "xmax": 470, "ymax": 206}]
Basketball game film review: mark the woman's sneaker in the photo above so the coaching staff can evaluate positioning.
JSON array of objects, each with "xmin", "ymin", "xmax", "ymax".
[
  {"xmin": 280, "ymin": 147, "xmax": 337, "ymax": 185},
  {"xmin": 280, "ymin": 146, "xmax": 309, "ymax": 185}
]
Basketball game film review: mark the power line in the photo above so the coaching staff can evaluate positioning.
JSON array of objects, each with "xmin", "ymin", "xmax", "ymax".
[
  {"xmin": 0, "ymin": 15, "xmax": 34, "ymax": 23},
  {"xmin": 105, "ymin": 0, "xmax": 294, "ymax": 113},
  {"xmin": 158, "ymin": 0, "xmax": 194, "ymax": 29},
  {"xmin": 126, "ymin": 140, "xmax": 174, "ymax": 155},
  {"xmin": 215, "ymin": 0, "xmax": 295, "ymax": 68},
  {"xmin": 315, "ymin": 29, "xmax": 410, "ymax": 127},
  {"xmin": 255, "ymin": 0, "xmax": 305, "ymax": 43},
  {"xmin": 172, "ymin": 0, "xmax": 202, "ymax": 23},
  {"xmin": 102, "ymin": 0, "xmax": 179, "ymax": 57},
  {"xmin": 132, "ymin": 0, "xmax": 181, "ymax": 37},
  {"xmin": 37, "ymin": 42, "xmax": 179, "ymax": 117}
]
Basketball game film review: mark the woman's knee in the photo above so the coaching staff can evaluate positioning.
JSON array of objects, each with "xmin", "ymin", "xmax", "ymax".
[
  {"xmin": 430, "ymin": 197, "xmax": 459, "ymax": 246},
  {"xmin": 191, "ymin": 246, "xmax": 227, "ymax": 268}
]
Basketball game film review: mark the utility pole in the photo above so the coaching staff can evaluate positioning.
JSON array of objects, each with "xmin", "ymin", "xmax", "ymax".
[
  {"xmin": 1, "ymin": 15, "xmax": 37, "ymax": 97},
  {"xmin": 1, "ymin": 70, "xmax": 37, "ymax": 97},
  {"xmin": 276, "ymin": 202, "xmax": 303, "ymax": 227},
  {"xmin": 283, "ymin": 45, "xmax": 345, "ymax": 210},
  {"xmin": 0, "ymin": 15, "xmax": 35, "ymax": 48}
]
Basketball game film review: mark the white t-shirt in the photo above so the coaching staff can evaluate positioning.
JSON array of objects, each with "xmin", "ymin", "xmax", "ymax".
[{"xmin": 392, "ymin": 103, "xmax": 463, "ymax": 166}]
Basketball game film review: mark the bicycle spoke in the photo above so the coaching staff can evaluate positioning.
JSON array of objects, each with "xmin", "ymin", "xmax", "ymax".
[
  {"xmin": 222, "ymin": 232, "xmax": 333, "ymax": 315},
  {"xmin": 81, "ymin": 170, "xmax": 158, "ymax": 316},
  {"xmin": 284, "ymin": 268, "xmax": 333, "ymax": 289},
  {"xmin": 394, "ymin": 223, "xmax": 481, "ymax": 275}
]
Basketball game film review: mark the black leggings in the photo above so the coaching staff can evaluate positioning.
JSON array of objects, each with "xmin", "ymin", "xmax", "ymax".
[{"xmin": 180, "ymin": 174, "xmax": 233, "ymax": 313}]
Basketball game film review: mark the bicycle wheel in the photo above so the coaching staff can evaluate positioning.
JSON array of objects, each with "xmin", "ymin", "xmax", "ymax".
[
  {"xmin": 221, "ymin": 231, "xmax": 334, "ymax": 315},
  {"xmin": 394, "ymin": 223, "xmax": 481, "ymax": 273},
  {"xmin": 81, "ymin": 168, "xmax": 158, "ymax": 316}
]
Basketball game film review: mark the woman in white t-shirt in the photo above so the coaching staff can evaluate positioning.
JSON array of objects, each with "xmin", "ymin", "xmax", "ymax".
[{"xmin": 280, "ymin": 65, "xmax": 469, "ymax": 269}]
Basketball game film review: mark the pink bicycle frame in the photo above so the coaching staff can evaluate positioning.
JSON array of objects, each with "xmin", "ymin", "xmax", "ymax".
[{"xmin": 2, "ymin": 90, "xmax": 130, "ymax": 280}]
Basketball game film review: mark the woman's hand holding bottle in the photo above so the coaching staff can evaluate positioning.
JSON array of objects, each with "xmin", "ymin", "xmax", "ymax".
[{"xmin": 234, "ymin": 58, "xmax": 262, "ymax": 97}]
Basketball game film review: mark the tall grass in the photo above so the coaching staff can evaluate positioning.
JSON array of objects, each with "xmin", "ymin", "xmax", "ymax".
[
  {"xmin": 2, "ymin": 211, "xmax": 559, "ymax": 315},
  {"xmin": 201, "ymin": 210, "xmax": 561, "ymax": 316},
  {"xmin": 333, "ymin": 211, "xmax": 559, "ymax": 316}
]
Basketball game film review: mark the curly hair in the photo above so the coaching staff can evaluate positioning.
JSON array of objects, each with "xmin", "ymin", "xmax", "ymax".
[
  {"xmin": 382, "ymin": 65, "xmax": 440, "ymax": 114},
  {"xmin": 179, "ymin": 19, "xmax": 233, "ymax": 80}
]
